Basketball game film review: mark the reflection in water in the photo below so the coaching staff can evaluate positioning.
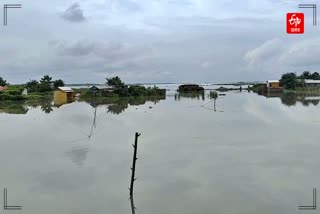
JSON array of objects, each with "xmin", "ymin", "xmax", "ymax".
[
  {"xmin": 40, "ymin": 101, "xmax": 54, "ymax": 114},
  {"xmin": 53, "ymin": 93, "xmax": 75, "ymax": 108},
  {"xmin": 83, "ymin": 96, "xmax": 166, "ymax": 115},
  {"xmin": 0, "ymin": 101, "xmax": 29, "ymax": 114},
  {"xmin": 174, "ymin": 92, "xmax": 205, "ymax": 101},
  {"xmin": 27, "ymin": 100, "xmax": 55, "ymax": 114},
  {"xmin": 130, "ymin": 196, "xmax": 136, "ymax": 214},
  {"xmin": 261, "ymin": 92, "xmax": 320, "ymax": 107},
  {"xmin": 88, "ymin": 104, "xmax": 97, "ymax": 139},
  {"xmin": 66, "ymin": 147, "xmax": 89, "ymax": 167},
  {"xmin": 0, "ymin": 95, "xmax": 165, "ymax": 115},
  {"xmin": 3, "ymin": 89, "xmax": 320, "ymax": 214},
  {"xmin": 174, "ymin": 91, "xmax": 224, "ymax": 112}
]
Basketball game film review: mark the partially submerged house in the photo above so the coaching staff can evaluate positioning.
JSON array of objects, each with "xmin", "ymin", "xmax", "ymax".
[
  {"xmin": 178, "ymin": 84, "xmax": 204, "ymax": 92},
  {"xmin": 267, "ymin": 80, "xmax": 282, "ymax": 89},
  {"xmin": 304, "ymin": 79, "xmax": 320, "ymax": 88},
  {"xmin": 54, "ymin": 87, "xmax": 75, "ymax": 107},
  {"xmin": 90, "ymin": 85, "xmax": 115, "ymax": 96}
]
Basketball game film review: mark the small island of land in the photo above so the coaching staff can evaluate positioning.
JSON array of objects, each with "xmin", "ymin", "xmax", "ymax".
[
  {"xmin": 249, "ymin": 71, "xmax": 320, "ymax": 95},
  {"xmin": 0, "ymin": 76, "xmax": 166, "ymax": 102}
]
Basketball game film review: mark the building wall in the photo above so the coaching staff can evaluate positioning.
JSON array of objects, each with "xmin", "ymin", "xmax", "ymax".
[
  {"xmin": 54, "ymin": 90, "xmax": 67, "ymax": 106},
  {"xmin": 268, "ymin": 82, "xmax": 281, "ymax": 89},
  {"xmin": 306, "ymin": 83, "xmax": 320, "ymax": 88}
]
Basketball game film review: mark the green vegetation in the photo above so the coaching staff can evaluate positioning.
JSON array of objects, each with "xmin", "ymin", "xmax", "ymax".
[
  {"xmin": 0, "ymin": 101, "xmax": 28, "ymax": 114},
  {"xmin": 0, "ymin": 85, "xmax": 25, "ymax": 101},
  {"xmin": 0, "ymin": 75, "xmax": 60, "ymax": 101},
  {"xmin": 298, "ymin": 71, "xmax": 320, "ymax": 80},
  {"xmin": 280, "ymin": 72, "xmax": 297, "ymax": 89},
  {"xmin": 215, "ymin": 86, "xmax": 242, "ymax": 92},
  {"xmin": 210, "ymin": 91, "xmax": 218, "ymax": 99},
  {"xmin": 0, "ymin": 77, "xmax": 7, "ymax": 86},
  {"xmin": 280, "ymin": 71, "xmax": 320, "ymax": 89},
  {"xmin": 26, "ymin": 75, "xmax": 65, "ymax": 93},
  {"xmin": 78, "ymin": 76, "xmax": 166, "ymax": 98},
  {"xmin": 105, "ymin": 76, "xmax": 166, "ymax": 97},
  {"xmin": 0, "ymin": 75, "xmax": 165, "ymax": 102}
]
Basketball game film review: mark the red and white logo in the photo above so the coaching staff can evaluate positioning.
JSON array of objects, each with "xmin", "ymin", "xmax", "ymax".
[{"xmin": 287, "ymin": 13, "xmax": 304, "ymax": 34}]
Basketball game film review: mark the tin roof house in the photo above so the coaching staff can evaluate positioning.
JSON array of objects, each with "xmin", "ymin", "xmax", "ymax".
[
  {"xmin": 53, "ymin": 87, "xmax": 75, "ymax": 107},
  {"xmin": 304, "ymin": 79, "xmax": 320, "ymax": 88},
  {"xmin": 90, "ymin": 85, "xmax": 115, "ymax": 96}
]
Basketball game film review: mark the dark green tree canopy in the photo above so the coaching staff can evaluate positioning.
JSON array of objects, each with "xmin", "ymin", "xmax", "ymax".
[
  {"xmin": 0, "ymin": 77, "xmax": 8, "ymax": 86},
  {"xmin": 280, "ymin": 72, "xmax": 297, "ymax": 89},
  {"xmin": 26, "ymin": 76, "xmax": 64, "ymax": 92},
  {"xmin": 311, "ymin": 72, "xmax": 320, "ymax": 80},
  {"xmin": 40, "ymin": 75, "xmax": 53, "ymax": 84},
  {"xmin": 106, "ymin": 76, "xmax": 125, "ymax": 87},
  {"xmin": 299, "ymin": 71, "xmax": 312, "ymax": 79},
  {"xmin": 53, "ymin": 79, "xmax": 65, "ymax": 88},
  {"xmin": 298, "ymin": 71, "xmax": 320, "ymax": 80}
]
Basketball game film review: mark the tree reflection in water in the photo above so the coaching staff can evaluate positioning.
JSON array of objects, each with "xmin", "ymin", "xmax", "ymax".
[
  {"xmin": 0, "ymin": 100, "xmax": 54, "ymax": 114},
  {"xmin": 84, "ymin": 96, "xmax": 165, "ymax": 115},
  {"xmin": 261, "ymin": 92, "xmax": 320, "ymax": 107}
]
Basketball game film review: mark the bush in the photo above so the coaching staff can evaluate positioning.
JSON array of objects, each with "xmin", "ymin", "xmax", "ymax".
[
  {"xmin": 0, "ymin": 94, "xmax": 25, "ymax": 101},
  {"xmin": 7, "ymin": 90, "xmax": 21, "ymax": 95}
]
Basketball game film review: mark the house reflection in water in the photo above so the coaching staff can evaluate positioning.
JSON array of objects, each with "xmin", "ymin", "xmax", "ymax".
[
  {"xmin": 260, "ymin": 91, "xmax": 320, "ymax": 107},
  {"xmin": 53, "ymin": 87, "xmax": 76, "ymax": 107}
]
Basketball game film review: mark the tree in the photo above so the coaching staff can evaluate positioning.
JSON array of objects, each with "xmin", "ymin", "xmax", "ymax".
[
  {"xmin": 0, "ymin": 77, "xmax": 7, "ymax": 86},
  {"xmin": 39, "ymin": 75, "xmax": 53, "ymax": 92},
  {"xmin": 106, "ymin": 76, "xmax": 128, "ymax": 96},
  {"xmin": 26, "ymin": 80, "xmax": 39, "ymax": 92},
  {"xmin": 106, "ymin": 76, "xmax": 125, "ymax": 87},
  {"xmin": 40, "ymin": 75, "xmax": 52, "ymax": 84},
  {"xmin": 280, "ymin": 72, "xmax": 297, "ymax": 89},
  {"xmin": 311, "ymin": 72, "xmax": 320, "ymax": 80},
  {"xmin": 299, "ymin": 71, "xmax": 312, "ymax": 79},
  {"xmin": 53, "ymin": 79, "xmax": 65, "ymax": 88}
]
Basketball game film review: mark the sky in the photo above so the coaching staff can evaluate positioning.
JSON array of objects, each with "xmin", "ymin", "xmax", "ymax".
[{"xmin": 0, "ymin": 0, "xmax": 320, "ymax": 84}]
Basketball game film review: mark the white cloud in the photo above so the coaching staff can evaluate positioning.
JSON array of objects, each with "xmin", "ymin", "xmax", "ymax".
[
  {"xmin": 1, "ymin": 0, "xmax": 319, "ymax": 83},
  {"xmin": 244, "ymin": 38, "xmax": 284, "ymax": 71}
]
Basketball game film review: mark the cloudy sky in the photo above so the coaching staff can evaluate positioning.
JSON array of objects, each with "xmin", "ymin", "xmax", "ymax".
[{"xmin": 0, "ymin": 0, "xmax": 319, "ymax": 84}]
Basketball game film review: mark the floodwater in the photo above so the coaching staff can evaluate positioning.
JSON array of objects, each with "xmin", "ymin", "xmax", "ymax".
[{"xmin": 0, "ymin": 87, "xmax": 320, "ymax": 214}]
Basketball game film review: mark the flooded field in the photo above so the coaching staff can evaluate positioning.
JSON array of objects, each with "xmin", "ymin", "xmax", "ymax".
[{"xmin": 0, "ymin": 88, "xmax": 320, "ymax": 214}]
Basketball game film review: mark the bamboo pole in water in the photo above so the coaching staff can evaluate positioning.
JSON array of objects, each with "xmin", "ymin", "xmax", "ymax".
[
  {"xmin": 130, "ymin": 132, "xmax": 141, "ymax": 196},
  {"xmin": 130, "ymin": 196, "xmax": 136, "ymax": 214}
]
